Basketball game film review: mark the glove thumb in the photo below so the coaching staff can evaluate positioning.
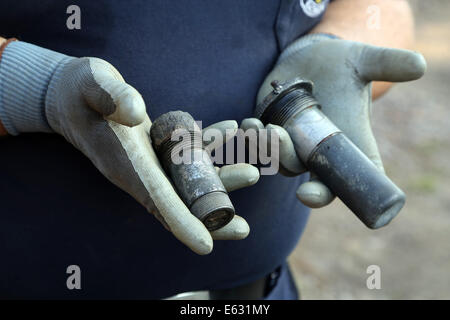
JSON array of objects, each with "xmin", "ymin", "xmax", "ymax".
[
  {"xmin": 356, "ymin": 44, "xmax": 427, "ymax": 83},
  {"xmin": 81, "ymin": 57, "xmax": 146, "ymax": 127}
]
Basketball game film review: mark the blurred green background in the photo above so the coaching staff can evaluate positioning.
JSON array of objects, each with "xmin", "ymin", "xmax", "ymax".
[{"xmin": 289, "ymin": 0, "xmax": 450, "ymax": 299}]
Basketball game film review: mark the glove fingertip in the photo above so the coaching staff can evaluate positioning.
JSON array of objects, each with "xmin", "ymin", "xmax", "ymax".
[
  {"xmin": 192, "ymin": 237, "xmax": 214, "ymax": 255},
  {"xmin": 219, "ymin": 163, "xmax": 260, "ymax": 192},
  {"xmin": 211, "ymin": 215, "xmax": 250, "ymax": 240},
  {"xmin": 296, "ymin": 181, "xmax": 335, "ymax": 208},
  {"xmin": 171, "ymin": 219, "xmax": 214, "ymax": 255},
  {"xmin": 409, "ymin": 52, "xmax": 427, "ymax": 80},
  {"xmin": 245, "ymin": 165, "xmax": 260, "ymax": 186},
  {"xmin": 240, "ymin": 118, "xmax": 264, "ymax": 131}
]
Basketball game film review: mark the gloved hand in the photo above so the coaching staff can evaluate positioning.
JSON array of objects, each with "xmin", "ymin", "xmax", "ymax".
[
  {"xmin": 242, "ymin": 34, "xmax": 426, "ymax": 208},
  {"xmin": 0, "ymin": 41, "xmax": 259, "ymax": 255}
]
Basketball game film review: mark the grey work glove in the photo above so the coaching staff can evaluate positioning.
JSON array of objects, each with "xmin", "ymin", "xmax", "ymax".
[
  {"xmin": 242, "ymin": 34, "xmax": 426, "ymax": 208},
  {"xmin": 48, "ymin": 58, "xmax": 260, "ymax": 255},
  {"xmin": 0, "ymin": 42, "xmax": 259, "ymax": 255}
]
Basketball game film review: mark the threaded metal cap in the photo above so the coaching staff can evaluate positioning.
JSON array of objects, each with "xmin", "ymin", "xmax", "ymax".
[
  {"xmin": 254, "ymin": 78, "xmax": 315, "ymax": 124},
  {"xmin": 190, "ymin": 191, "xmax": 235, "ymax": 231}
]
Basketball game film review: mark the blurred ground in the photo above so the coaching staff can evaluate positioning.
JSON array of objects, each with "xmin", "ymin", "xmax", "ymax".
[{"xmin": 289, "ymin": 0, "xmax": 450, "ymax": 299}]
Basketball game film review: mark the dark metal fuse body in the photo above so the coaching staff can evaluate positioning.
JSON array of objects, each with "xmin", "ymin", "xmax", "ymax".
[
  {"xmin": 150, "ymin": 111, "xmax": 235, "ymax": 231},
  {"xmin": 255, "ymin": 78, "xmax": 405, "ymax": 229}
]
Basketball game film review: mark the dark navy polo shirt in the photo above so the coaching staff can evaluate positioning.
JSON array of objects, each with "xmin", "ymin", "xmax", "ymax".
[{"xmin": 0, "ymin": 0, "xmax": 329, "ymax": 298}]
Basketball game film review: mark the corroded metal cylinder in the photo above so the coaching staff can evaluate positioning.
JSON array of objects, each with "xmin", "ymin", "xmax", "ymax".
[
  {"xmin": 150, "ymin": 111, "xmax": 235, "ymax": 231},
  {"xmin": 256, "ymin": 78, "xmax": 405, "ymax": 229}
]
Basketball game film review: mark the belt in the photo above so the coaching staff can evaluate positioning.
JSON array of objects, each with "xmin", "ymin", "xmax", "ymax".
[{"xmin": 165, "ymin": 266, "xmax": 282, "ymax": 300}]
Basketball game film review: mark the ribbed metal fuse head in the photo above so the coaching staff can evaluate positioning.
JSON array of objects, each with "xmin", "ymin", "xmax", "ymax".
[
  {"xmin": 150, "ymin": 111, "xmax": 235, "ymax": 231},
  {"xmin": 255, "ymin": 79, "xmax": 317, "ymax": 126}
]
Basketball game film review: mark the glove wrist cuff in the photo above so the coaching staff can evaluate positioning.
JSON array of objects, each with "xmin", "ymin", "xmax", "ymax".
[
  {"xmin": 277, "ymin": 33, "xmax": 339, "ymax": 66},
  {"xmin": 0, "ymin": 41, "xmax": 72, "ymax": 135},
  {"xmin": 45, "ymin": 57, "xmax": 74, "ymax": 135}
]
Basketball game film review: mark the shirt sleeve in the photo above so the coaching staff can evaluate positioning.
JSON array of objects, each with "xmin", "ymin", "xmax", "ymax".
[{"xmin": 275, "ymin": 0, "xmax": 331, "ymax": 51}]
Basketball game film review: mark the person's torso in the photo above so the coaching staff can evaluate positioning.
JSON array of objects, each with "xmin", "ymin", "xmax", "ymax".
[{"xmin": 0, "ymin": 0, "xmax": 328, "ymax": 298}]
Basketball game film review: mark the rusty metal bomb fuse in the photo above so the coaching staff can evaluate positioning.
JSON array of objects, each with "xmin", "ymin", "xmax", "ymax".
[
  {"xmin": 150, "ymin": 111, "xmax": 235, "ymax": 231},
  {"xmin": 255, "ymin": 78, "xmax": 405, "ymax": 229}
]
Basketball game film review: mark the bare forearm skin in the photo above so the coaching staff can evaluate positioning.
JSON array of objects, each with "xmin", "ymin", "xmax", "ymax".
[
  {"xmin": 0, "ymin": 121, "xmax": 6, "ymax": 136},
  {"xmin": 310, "ymin": 0, "xmax": 415, "ymax": 99}
]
